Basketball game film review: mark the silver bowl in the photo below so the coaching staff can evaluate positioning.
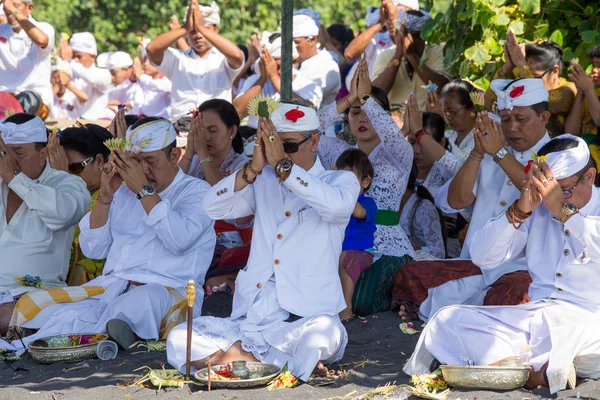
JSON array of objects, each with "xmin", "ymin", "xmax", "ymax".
[
  {"xmin": 194, "ymin": 362, "xmax": 281, "ymax": 388},
  {"xmin": 29, "ymin": 333, "xmax": 108, "ymax": 364},
  {"xmin": 440, "ymin": 365, "xmax": 530, "ymax": 390}
]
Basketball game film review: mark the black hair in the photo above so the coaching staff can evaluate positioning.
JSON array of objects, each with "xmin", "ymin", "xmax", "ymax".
[
  {"xmin": 237, "ymin": 44, "xmax": 249, "ymax": 63},
  {"xmin": 423, "ymin": 112, "xmax": 446, "ymax": 145},
  {"xmin": 125, "ymin": 114, "xmax": 141, "ymax": 128},
  {"xmin": 239, "ymin": 126, "xmax": 257, "ymax": 140},
  {"xmin": 326, "ymin": 24, "xmax": 354, "ymax": 49},
  {"xmin": 335, "ymin": 148, "xmax": 374, "ymax": 191},
  {"xmin": 537, "ymin": 138, "xmax": 596, "ymax": 177},
  {"xmin": 525, "ymin": 41, "xmax": 564, "ymax": 74},
  {"xmin": 501, "ymin": 78, "xmax": 549, "ymax": 115},
  {"xmin": 589, "ymin": 44, "xmax": 600, "ymax": 60},
  {"xmin": 440, "ymin": 79, "xmax": 477, "ymax": 110},
  {"xmin": 406, "ymin": 163, "xmax": 448, "ymax": 256},
  {"xmin": 4, "ymin": 113, "xmax": 48, "ymax": 149},
  {"xmin": 59, "ymin": 125, "xmax": 112, "ymax": 161},
  {"xmin": 199, "ymin": 99, "xmax": 243, "ymax": 154},
  {"xmin": 268, "ymin": 32, "xmax": 281, "ymax": 43},
  {"xmin": 370, "ymin": 86, "xmax": 390, "ymax": 112}
]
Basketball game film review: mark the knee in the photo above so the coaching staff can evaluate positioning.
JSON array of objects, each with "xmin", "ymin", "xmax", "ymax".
[{"xmin": 305, "ymin": 316, "xmax": 345, "ymax": 346}]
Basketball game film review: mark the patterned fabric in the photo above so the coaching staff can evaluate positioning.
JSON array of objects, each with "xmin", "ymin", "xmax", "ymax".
[
  {"xmin": 399, "ymin": 194, "xmax": 446, "ymax": 259},
  {"xmin": 188, "ymin": 148, "xmax": 249, "ymax": 181},
  {"xmin": 317, "ymin": 99, "xmax": 415, "ymax": 259},
  {"xmin": 352, "ymin": 254, "xmax": 413, "ymax": 316},
  {"xmin": 484, "ymin": 67, "xmax": 576, "ymax": 138},
  {"xmin": 342, "ymin": 250, "xmax": 374, "ymax": 283},
  {"xmin": 483, "ymin": 270, "xmax": 532, "ymax": 306}
]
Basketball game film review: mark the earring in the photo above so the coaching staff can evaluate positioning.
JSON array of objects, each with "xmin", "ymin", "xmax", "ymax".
[{"xmin": 470, "ymin": 111, "xmax": 476, "ymax": 117}]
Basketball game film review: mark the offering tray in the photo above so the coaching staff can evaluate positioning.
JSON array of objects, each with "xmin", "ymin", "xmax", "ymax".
[
  {"xmin": 440, "ymin": 364, "xmax": 530, "ymax": 390},
  {"xmin": 194, "ymin": 362, "xmax": 281, "ymax": 388},
  {"xmin": 29, "ymin": 333, "xmax": 108, "ymax": 364}
]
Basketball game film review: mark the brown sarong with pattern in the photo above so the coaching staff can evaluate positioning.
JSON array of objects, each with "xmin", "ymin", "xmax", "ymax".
[{"xmin": 391, "ymin": 260, "xmax": 532, "ymax": 319}]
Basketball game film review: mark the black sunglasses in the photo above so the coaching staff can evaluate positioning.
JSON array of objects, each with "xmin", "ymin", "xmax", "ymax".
[
  {"xmin": 68, "ymin": 156, "xmax": 94, "ymax": 175},
  {"xmin": 282, "ymin": 136, "xmax": 311, "ymax": 154}
]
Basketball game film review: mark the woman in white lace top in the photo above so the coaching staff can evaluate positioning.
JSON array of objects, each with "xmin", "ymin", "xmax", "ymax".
[{"xmin": 316, "ymin": 60, "xmax": 414, "ymax": 316}]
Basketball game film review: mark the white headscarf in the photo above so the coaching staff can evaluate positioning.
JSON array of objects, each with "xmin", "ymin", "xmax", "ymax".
[
  {"xmin": 490, "ymin": 78, "xmax": 549, "ymax": 111},
  {"xmin": 70, "ymin": 32, "xmax": 98, "ymax": 56},
  {"xmin": 544, "ymin": 134, "xmax": 591, "ymax": 179},
  {"xmin": 292, "ymin": 14, "xmax": 319, "ymax": 39},
  {"xmin": 294, "ymin": 8, "xmax": 320, "ymax": 27},
  {"xmin": 391, "ymin": 0, "xmax": 419, "ymax": 10},
  {"xmin": 184, "ymin": 1, "xmax": 220, "ymax": 26},
  {"xmin": 260, "ymin": 32, "xmax": 299, "ymax": 59},
  {"xmin": 271, "ymin": 104, "xmax": 319, "ymax": 134},
  {"xmin": 126, "ymin": 119, "xmax": 177, "ymax": 153},
  {"xmin": 0, "ymin": 116, "xmax": 47, "ymax": 145},
  {"xmin": 396, "ymin": 9, "xmax": 432, "ymax": 32},
  {"xmin": 105, "ymin": 51, "xmax": 133, "ymax": 70}
]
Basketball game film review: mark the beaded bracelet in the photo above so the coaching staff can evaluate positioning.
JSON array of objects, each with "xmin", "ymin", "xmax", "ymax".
[{"xmin": 241, "ymin": 163, "xmax": 257, "ymax": 185}]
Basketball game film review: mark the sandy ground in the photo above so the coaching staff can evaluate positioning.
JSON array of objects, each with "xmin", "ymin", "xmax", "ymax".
[{"xmin": 1, "ymin": 312, "xmax": 598, "ymax": 400}]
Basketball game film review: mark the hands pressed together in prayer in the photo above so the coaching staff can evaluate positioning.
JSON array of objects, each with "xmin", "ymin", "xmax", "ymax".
[
  {"xmin": 0, "ymin": 136, "xmax": 18, "ymax": 183},
  {"xmin": 186, "ymin": 112, "xmax": 209, "ymax": 160},
  {"xmin": 501, "ymin": 29, "xmax": 527, "ymax": 75},
  {"xmin": 107, "ymin": 108, "xmax": 128, "ymax": 139},
  {"xmin": 519, "ymin": 161, "xmax": 565, "ymax": 216},
  {"xmin": 255, "ymin": 117, "xmax": 286, "ymax": 170},
  {"xmin": 473, "ymin": 111, "xmax": 506, "ymax": 157},
  {"xmin": 404, "ymin": 93, "xmax": 423, "ymax": 142},
  {"xmin": 46, "ymin": 131, "xmax": 69, "ymax": 172},
  {"xmin": 569, "ymin": 63, "xmax": 595, "ymax": 94},
  {"xmin": 184, "ymin": 0, "xmax": 205, "ymax": 33}
]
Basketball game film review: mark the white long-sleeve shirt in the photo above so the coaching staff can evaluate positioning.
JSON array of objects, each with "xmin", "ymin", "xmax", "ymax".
[
  {"xmin": 78, "ymin": 169, "xmax": 216, "ymax": 289},
  {"xmin": 0, "ymin": 163, "xmax": 90, "ymax": 295},
  {"xmin": 108, "ymin": 79, "xmax": 143, "ymax": 114},
  {"xmin": 137, "ymin": 74, "xmax": 171, "ymax": 119},
  {"xmin": 296, "ymin": 50, "xmax": 341, "ymax": 108},
  {"xmin": 470, "ymin": 187, "xmax": 600, "ymax": 311},
  {"xmin": 69, "ymin": 61, "xmax": 113, "ymax": 120},
  {"xmin": 202, "ymin": 157, "xmax": 359, "ymax": 319},
  {"xmin": 434, "ymin": 133, "xmax": 551, "ymax": 285}
]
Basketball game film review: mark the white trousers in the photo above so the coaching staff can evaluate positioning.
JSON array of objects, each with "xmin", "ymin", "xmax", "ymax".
[{"xmin": 418, "ymin": 275, "xmax": 487, "ymax": 322}]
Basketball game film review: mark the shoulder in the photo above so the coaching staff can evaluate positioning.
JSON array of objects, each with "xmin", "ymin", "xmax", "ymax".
[
  {"xmin": 178, "ymin": 173, "xmax": 212, "ymax": 194},
  {"xmin": 320, "ymin": 169, "xmax": 359, "ymax": 185},
  {"xmin": 360, "ymin": 195, "xmax": 377, "ymax": 208},
  {"xmin": 34, "ymin": 21, "xmax": 55, "ymax": 35},
  {"xmin": 47, "ymin": 169, "xmax": 86, "ymax": 189}
]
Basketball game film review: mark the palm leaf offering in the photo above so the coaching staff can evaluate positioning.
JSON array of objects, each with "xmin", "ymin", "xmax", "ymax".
[
  {"xmin": 248, "ymin": 95, "xmax": 281, "ymax": 119},
  {"xmin": 104, "ymin": 138, "xmax": 129, "ymax": 152}
]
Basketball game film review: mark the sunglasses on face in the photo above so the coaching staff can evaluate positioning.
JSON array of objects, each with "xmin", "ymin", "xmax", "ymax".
[
  {"xmin": 68, "ymin": 156, "xmax": 94, "ymax": 175},
  {"xmin": 282, "ymin": 136, "xmax": 311, "ymax": 154}
]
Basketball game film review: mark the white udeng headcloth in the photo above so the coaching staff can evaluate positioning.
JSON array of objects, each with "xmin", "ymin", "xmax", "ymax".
[
  {"xmin": 125, "ymin": 119, "xmax": 177, "ymax": 153},
  {"xmin": 292, "ymin": 14, "xmax": 319, "ymax": 38},
  {"xmin": 271, "ymin": 104, "xmax": 319, "ymax": 134},
  {"xmin": 544, "ymin": 134, "xmax": 591, "ymax": 179},
  {"xmin": 490, "ymin": 78, "xmax": 549, "ymax": 111},
  {"xmin": 0, "ymin": 116, "xmax": 47, "ymax": 144},
  {"xmin": 184, "ymin": 1, "xmax": 221, "ymax": 26}
]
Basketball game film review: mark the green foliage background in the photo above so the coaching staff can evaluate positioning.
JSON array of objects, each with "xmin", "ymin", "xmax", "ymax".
[{"xmin": 33, "ymin": 0, "xmax": 599, "ymax": 88}]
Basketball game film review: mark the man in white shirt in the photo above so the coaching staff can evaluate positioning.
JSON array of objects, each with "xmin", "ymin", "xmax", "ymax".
[
  {"xmin": 59, "ymin": 32, "xmax": 113, "ymax": 120},
  {"xmin": 167, "ymin": 103, "xmax": 360, "ymax": 380},
  {"xmin": 12, "ymin": 118, "xmax": 216, "ymax": 350},
  {"xmin": 0, "ymin": 0, "xmax": 54, "ymax": 107},
  {"xmin": 0, "ymin": 114, "xmax": 90, "ymax": 336},
  {"xmin": 146, "ymin": 0, "xmax": 244, "ymax": 130},
  {"xmin": 406, "ymin": 135, "xmax": 599, "ymax": 393},
  {"xmin": 396, "ymin": 79, "xmax": 552, "ymax": 322},
  {"xmin": 106, "ymin": 51, "xmax": 143, "ymax": 114},
  {"xmin": 292, "ymin": 14, "xmax": 341, "ymax": 108}
]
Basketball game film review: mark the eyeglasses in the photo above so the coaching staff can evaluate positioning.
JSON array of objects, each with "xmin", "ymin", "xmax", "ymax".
[
  {"xmin": 534, "ymin": 69, "xmax": 552, "ymax": 79},
  {"xmin": 444, "ymin": 105, "xmax": 466, "ymax": 119},
  {"xmin": 282, "ymin": 136, "xmax": 311, "ymax": 154},
  {"xmin": 562, "ymin": 174, "xmax": 584, "ymax": 199},
  {"xmin": 68, "ymin": 156, "xmax": 94, "ymax": 175}
]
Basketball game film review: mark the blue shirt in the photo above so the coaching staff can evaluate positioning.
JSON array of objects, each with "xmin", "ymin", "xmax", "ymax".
[{"xmin": 342, "ymin": 193, "xmax": 378, "ymax": 252}]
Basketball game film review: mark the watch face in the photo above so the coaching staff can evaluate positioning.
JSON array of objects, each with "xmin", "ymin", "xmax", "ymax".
[
  {"xmin": 281, "ymin": 160, "xmax": 292, "ymax": 170},
  {"xmin": 565, "ymin": 203, "xmax": 578, "ymax": 212},
  {"xmin": 144, "ymin": 184, "xmax": 156, "ymax": 195}
]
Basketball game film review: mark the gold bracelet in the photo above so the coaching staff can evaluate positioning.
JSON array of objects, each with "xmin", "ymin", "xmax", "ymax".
[
  {"xmin": 469, "ymin": 152, "xmax": 484, "ymax": 161},
  {"xmin": 97, "ymin": 195, "xmax": 113, "ymax": 205}
]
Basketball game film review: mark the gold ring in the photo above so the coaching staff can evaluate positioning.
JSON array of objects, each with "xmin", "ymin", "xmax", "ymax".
[
  {"xmin": 269, "ymin": 135, "xmax": 276, "ymax": 143},
  {"xmin": 548, "ymin": 176, "xmax": 555, "ymax": 181},
  {"xmin": 254, "ymin": 142, "xmax": 261, "ymax": 147},
  {"xmin": 430, "ymin": 103, "xmax": 435, "ymax": 107}
]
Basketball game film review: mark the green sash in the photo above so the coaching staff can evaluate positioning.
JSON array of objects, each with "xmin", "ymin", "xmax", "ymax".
[{"xmin": 375, "ymin": 210, "xmax": 400, "ymax": 226}]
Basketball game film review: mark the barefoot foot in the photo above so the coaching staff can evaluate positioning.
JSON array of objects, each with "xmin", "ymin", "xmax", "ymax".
[{"xmin": 312, "ymin": 362, "xmax": 329, "ymax": 377}]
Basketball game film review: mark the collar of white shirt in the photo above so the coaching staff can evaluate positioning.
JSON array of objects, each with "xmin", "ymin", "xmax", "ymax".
[
  {"xmin": 509, "ymin": 132, "xmax": 551, "ymax": 164},
  {"xmin": 183, "ymin": 46, "xmax": 219, "ymax": 60}
]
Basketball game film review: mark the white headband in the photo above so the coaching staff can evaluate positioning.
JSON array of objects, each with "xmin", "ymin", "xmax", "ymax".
[
  {"xmin": 69, "ymin": 32, "xmax": 98, "ymax": 56},
  {"xmin": 0, "ymin": 116, "xmax": 47, "ymax": 145},
  {"xmin": 184, "ymin": 1, "xmax": 220, "ymax": 26},
  {"xmin": 105, "ymin": 51, "xmax": 133, "ymax": 70},
  {"xmin": 490, "ymin": 78, "xmax": 549, "ymax": 111},
  {"xmin": 392, "ymin": 0, "xmax": 419, "ymax": 10},
  {"xmin": 271, "ymin": 103, "xmax": 319, "ymax": 134},
  {"xmin": 126, "ymin": 119, "xmax": 177, "ymax": 153},
  {"xmin": 292, "ymin": 14, "xmax": 319, "ymax": 38},
  {"xmin": 544, "ymin": 134, "xmax": 591, "ymax": 180}
]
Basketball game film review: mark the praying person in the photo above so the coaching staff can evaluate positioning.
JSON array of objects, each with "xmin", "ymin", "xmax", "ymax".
[
  {"xmin": 405, "ymin": 135, "xmax": 599, "ymax": 394},
  {"xmin": 0, "ymin": 114, "xmax": 90, "ymax": 337},
  {"xmin": 106, "ymin": 51, "xmax": 142, "ymax": 114},
  {"xmin": 133, "ymin": 39, "xmax": 172, "ymax": 119},
  {"xmin": 167, "ymin": 103, "xmax": 360, "ymax": 380},
  {"xmin": 0, "ymin": 0, "xmax": 54, "ymax": 109},
  {"xmin": 146, "ymin": 0, "xmax": 244, "ymax": 132},
  {"xmin": 335, "ymin": 149, "xmax": 377, "ymax": 322},
  {"xmin": 393, "ymin": 78, "xmax": 552, "ymax": 322},
  {"xmin": 60, "ymin": 32, "xmax": 113, "ymax": 120},
  {"xmin": 11, "ymin": 118, "xmax": 216, "ymax": 350},
  {"xmin": 49, "ymin": 61, "xmax": 75, "ymax": 120}
]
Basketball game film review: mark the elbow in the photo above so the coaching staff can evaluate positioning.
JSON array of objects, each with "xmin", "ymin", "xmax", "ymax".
[
  {"xmin": 447, "ymin": 190, "xmax": 474, "ymax": 210},
  {"xmin": 344, "ymin": 49, "xmax": 357, "ymax": 61}
]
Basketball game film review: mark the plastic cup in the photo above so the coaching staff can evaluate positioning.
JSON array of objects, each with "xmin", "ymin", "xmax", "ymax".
[{"xmin": 96, "ymin": 340, "xmax": 118, "ymax": 361}]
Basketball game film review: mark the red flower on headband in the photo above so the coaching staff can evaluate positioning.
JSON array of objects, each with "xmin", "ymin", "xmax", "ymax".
[
  {"xmin": 0, "ymin": 37, "xmax": 6, "ymax": 44},
  {"xmin": 509, "ymin": 85, "xmax": 525, "ymax": 99},
  {"xmin": 524, "ymin": 159, "xmax": 534, "ymax": 174},
  {"xmin": 285, "ymin": 107, "xmax": 305, "ymax": 123}
]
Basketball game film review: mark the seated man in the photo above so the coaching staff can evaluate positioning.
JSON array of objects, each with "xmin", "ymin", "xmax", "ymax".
[
  {"xmin": 405, "ymin": 135, "xmax": 599, "ymax": 393},
  {"xmin": 11, "ymin": 118, "xmax": 216, "ymax": 349},
  {"xmin": 0, "ymin": 114, "xmax": 90, "ymax": 336},
  {"xmin": 167, "ymin": 103, "xmax": 360, "ymax": 380},
  {"xmin": 393, "ymin": 78, "xmax": 552, "ymax": 321}
]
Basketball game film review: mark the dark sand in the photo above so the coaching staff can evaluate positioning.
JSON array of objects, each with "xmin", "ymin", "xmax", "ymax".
[{"xmin": 1, "ymin": 312, "xmax": 598, "ymax": 399}]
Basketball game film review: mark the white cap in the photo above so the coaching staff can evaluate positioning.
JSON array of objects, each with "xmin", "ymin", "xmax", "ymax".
[
  {"xmin": 260, "ymin": 32, "xmax": 298, "ymax": 59},
  {"xmin": 271, "ymin": 103, "xmax": 319, "ymax": 134},
  {"xmin": 391, "ymin": 0, "xmax": 419, "ymax": 10},
  {"xmin": 70, "ymin": 32, "xmax": 98, "ymax": 56},
  {"xmin": 126, "ymin": 119, "xmax": 177, "ymax": 153},
  {"xmin": 51, "ymin": 60, "xmax": 73, "ymax": 79},
  {"xmin": 490, "ymin": 78, "xmax": 549, "ymax": 111},
  {"xmin": 0, "ymin": 116, "xmax": 47, "ymax": 144},
  {"xmin": 96, "ymin": 52, "xmax": 112, "ymax": 69},
  {"xmin": 105, "ymin": 51, "xmax": 134, "ymax": 71},
  {"xmin": 543, "ymin": 134, "xmax": 591, "ymax": 179},
  {"xmin": 292, "ymin": 14, "xmax": 319, "ymax": 39}
]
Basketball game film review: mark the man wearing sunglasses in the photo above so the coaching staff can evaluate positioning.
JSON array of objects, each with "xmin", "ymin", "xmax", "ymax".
[
  {"xmin": 167, "ymin": 103, "xmax": 360, "ymax": 380},
  {"xmin": 408, "ymin": 135, "xmax": 600, "ymax": 393},
  {"xmin": 0, "ymin": 113, "xmax": 90, "ymax": 337}
]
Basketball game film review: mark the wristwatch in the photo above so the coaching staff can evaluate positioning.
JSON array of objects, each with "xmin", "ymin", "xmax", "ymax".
[
  {"xmin": 493, "ymin": 147, "xmax": 509, "ymax": 163},
  {"xmin": 275, "ymin": 159, "xmax": 293, "ymax": 183},
  {"xmin": 558, "ymin": 202, "xmax": 579, "ymax": 223},
  {"xmin": 136, "ymin": 183, "xmax": 156, "ymax": 200},
  {"xmin": 360, "ymin": 94, "xmax": 371, "ymax": 105}
]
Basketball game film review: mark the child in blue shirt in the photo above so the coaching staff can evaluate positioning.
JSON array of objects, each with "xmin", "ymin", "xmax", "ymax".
[{"xmin": 335, "ymin": 149, "xmax": 377, "ymax": 321}]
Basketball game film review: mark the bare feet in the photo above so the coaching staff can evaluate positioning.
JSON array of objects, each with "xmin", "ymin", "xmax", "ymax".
[
  {"xmin": 398, "ymin": 305, "xmax": 413, "ymax": 321},
  {"xmin": 312, "ymin": 361, "xmax": 329, "ymax": 377},
  {"xmin": 0, "ymin": 302, "xmax": 15, "ymax": 336},
  {"xmin": 339, "ymin": 308, "xmax": 354, "ymax": 322}
]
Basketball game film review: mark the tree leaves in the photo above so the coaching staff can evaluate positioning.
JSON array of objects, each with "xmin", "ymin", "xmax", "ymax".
[
  {"xmin": 517, "ymin": 0, "xmax": 540, "ymax": 15},
  {"xmin": 549, "ymin": 29, "xmax": 563, "ymax": 46}
]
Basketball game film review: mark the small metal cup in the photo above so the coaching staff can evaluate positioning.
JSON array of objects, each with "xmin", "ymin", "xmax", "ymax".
[
  {"xmin": 96, "ymin": 340, "xmax": 118, "ymax": 361},
  {"xmin": 231, "ymin": 360, "xmax": 250, "ymax": 379}
]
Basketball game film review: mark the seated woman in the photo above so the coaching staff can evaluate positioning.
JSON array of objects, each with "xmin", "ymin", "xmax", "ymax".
[
  {"xmin": 179, "ymin": 99, "xmax": 250, "ymax": 311},
  {"xmin": 317, "ymin": 60, "xmax": 414, "ymax": 316},
  {"xmin": 484, "ymin": 32, "xmax": 576, "ymax": 137},
  {"xmin": 47, "ymin": 124, "xmax": 112, "ymax": 285},
  {"xmin": 565, "ymin": 44, "xmax": 600, "ymax": 167}
]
